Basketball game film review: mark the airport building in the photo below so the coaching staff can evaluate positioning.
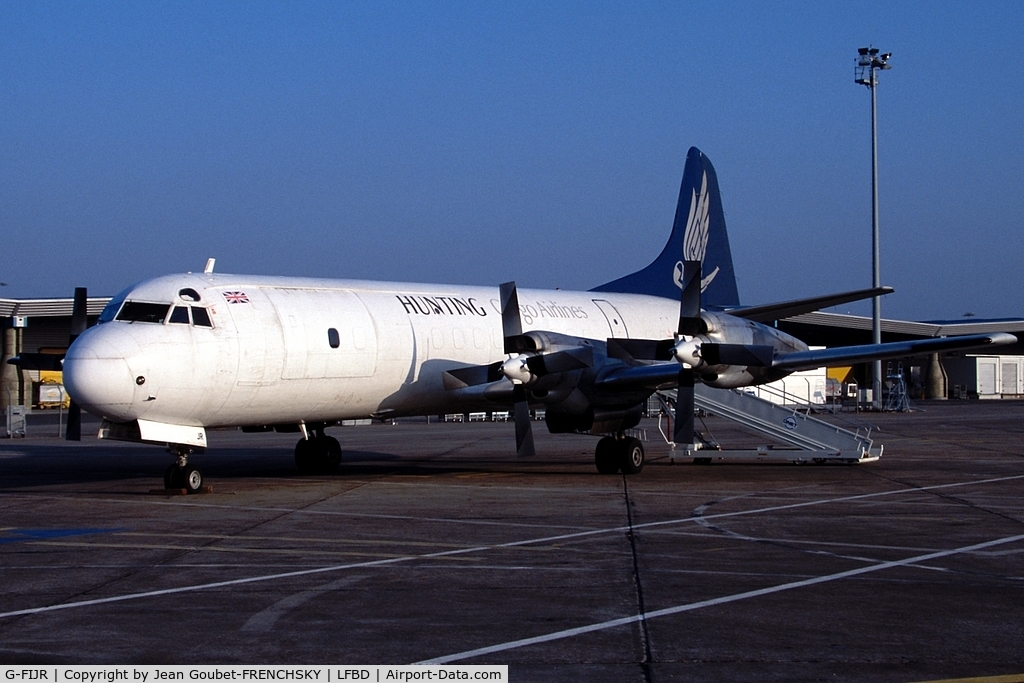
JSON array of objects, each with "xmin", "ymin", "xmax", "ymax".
[{"xmin": 1, "ymin": 296, "xmax": 106, "ymax": 413}]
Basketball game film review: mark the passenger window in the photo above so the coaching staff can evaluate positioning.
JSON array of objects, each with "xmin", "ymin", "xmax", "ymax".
[
  {"xmin": 191, "ymin": 307, "xmax": 213, "ymax": 327},
  {"xmin": 116, "ymin": 302, "xmax": 171, "ymax": 323},
  {"xmin": 169, "ymin": 306, "xmax": 190, "ymax": 324},
  {"xmin": 328, "ymin": 328, "xmax": 340, "ymax": 349}
]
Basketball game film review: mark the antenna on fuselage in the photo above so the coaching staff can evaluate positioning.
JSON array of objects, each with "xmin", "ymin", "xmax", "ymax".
[{"xmin": 204, "ymin": 258, "xmax": 216, "ymax": 274}]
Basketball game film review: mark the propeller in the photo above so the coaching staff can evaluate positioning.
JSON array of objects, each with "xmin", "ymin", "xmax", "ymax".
[
  {"xmin": 500, "ymin": 281, "xmax": 536, "ymax": 458},
  {"xmin": 442, "ymin": 281, "xmax": 596, "ymax": 458},
  {"xmin": 65, "ymin": 287, "xmax": 88, "ymax": 441},
  {"xmin": 673, "ymin": 261, "xmax": 702, "ymax": 447}
]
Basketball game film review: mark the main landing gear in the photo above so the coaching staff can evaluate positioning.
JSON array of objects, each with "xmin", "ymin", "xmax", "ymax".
[
  {"xmin": 164, "ymin": 445, "xmax": 203, "ymax": 494},
  {"xmin": 594, "ymin": 435, "xmax": 645, "ymax": 475},
  {"xmin": 294, "ymin": 428, "xmax": 342, "ymax": 475}
]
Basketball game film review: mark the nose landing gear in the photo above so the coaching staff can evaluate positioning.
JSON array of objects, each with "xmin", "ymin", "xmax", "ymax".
[{"xmin": 164, "ymin": 445, "xmax": 204, "ymax": 493}]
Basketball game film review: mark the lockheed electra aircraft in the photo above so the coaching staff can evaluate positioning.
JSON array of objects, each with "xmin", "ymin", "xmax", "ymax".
[{"xmin": 59, "ymin": 147, "xmax": 1015, "ymax": 492}]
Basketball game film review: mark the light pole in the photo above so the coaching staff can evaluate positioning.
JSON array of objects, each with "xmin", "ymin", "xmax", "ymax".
[{"xmin": 855, "ymin": 46, "xmax": 891, "ymax": 410}]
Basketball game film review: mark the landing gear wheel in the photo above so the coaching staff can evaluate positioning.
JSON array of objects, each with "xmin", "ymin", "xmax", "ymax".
[
  {"xmin": 618, "ymin": 437, "xmax": 645, "ymax": 475},
  {"xmin": 164, "ymin": 464, "xmax": 184, "ymax": 489},
  {"xmin": 295, "ymin": 435, "xmax": 343, "ymax": 474},
  {"xmin": 595, "ymin": 437, "xmax": 621, "ymax": 474},
  {"xmin": 182, "ymin": 466, "xmax": 203, "ymax": 494},
  {"xmin": 295, "ymin": 438, "xmax": 316, "ymax": 474},
  {"xmin": 323, "ymin": 436, "xmax": 342, "ymax": 472}
]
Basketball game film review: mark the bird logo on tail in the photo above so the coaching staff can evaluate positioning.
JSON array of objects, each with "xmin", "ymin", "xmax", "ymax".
[{"xmin": 673, "ymin": 172, "xmax": 719, "ymax": 293}]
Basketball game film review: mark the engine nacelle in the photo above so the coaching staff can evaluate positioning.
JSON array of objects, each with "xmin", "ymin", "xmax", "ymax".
[
  {"xmin": 507, "ymin": 330, "xmax": 595, "ymax": 355},
  {"xmin": 501, "ymin": 331, "xmax": 596, "ymax": 388}
]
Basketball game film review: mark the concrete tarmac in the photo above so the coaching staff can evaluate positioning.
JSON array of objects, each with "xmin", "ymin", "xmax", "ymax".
[{"xmin": 1, "ymin": 402, "xmax": 1023, "ymax": 682}]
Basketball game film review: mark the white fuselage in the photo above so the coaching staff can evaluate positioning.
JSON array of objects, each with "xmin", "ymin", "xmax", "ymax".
[{"xmin": 63, "ymin": 273, "xmax": 690, "ymax": 429}]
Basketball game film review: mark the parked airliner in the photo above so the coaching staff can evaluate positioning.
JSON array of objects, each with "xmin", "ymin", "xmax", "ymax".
[{"xmin": 59, "ymin": 148, "xmax": 1015, "ymax": 492}]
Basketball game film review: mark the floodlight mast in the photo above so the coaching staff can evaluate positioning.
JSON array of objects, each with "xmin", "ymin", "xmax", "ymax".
[{"xmin": 855, "ymin": 46, "xmax": 891, "ymax": 410}]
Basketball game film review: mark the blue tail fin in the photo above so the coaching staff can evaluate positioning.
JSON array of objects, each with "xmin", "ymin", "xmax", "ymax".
[{"xmin": 591, "ymin": 147, "xmax": 740, "ymax": 309}]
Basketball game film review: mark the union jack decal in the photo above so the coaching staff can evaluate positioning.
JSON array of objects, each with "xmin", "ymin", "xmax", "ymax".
[{"xmin": 223, "ymin": 291, "xmax": 249, "ymax": 304}]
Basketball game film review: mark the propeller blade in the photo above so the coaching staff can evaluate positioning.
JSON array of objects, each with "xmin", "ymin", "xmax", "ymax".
[
  {"xmin": 443, "ymin": 362, "xmax": 503, "ymax": 389},
  {"xmin": 66, "ymin": 399, "xmax": 82, "ymax": 441},
  {"xmin": 70, "ymin": 287, "xmax": 88, "ymax": 339},
  {"xmin": 700, "ymin": 343, "xmax": 775, "ymax": 367},
  {"xmin": 6, "ymin": 353, "xmax": 63, "ymax": 371},
  {"xmin": 674, "ymin": 367, "xmax": 695, "ymax": 446},
  {"xmin": 499, "ymin": 281, "xmax": 523, "ymax": 351},
  {"xmin": 66, "ymin": 286, "xmax": 87, "ymax": 441},
  {"xmin": 498, "ymin": 281, "xmax": 537, "ymax": 457},
  {"xmin": 512, "ymin": 385, "xmax": 536, "ymax": 458},
  {"xmin": 674, "ymin": 259, "xmax": 699, "ymax": 446},
  {"xmin": 607, "ymin": 338, "xmax": 675, "ymax": 362},
  {"xmin": 678, "ymin": 260, "xmax": 703, "ymax": 336}
]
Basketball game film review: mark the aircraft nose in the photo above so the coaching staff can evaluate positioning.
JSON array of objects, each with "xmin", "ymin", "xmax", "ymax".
[{"xmin": 63, "ymin": 328, "xmax": 141, "ymax": 422}]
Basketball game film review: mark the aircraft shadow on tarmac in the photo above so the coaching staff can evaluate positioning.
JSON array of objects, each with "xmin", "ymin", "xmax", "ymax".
[{"xmin": 0, "ymin": 439, "xmax": 630, "ymax": 490}]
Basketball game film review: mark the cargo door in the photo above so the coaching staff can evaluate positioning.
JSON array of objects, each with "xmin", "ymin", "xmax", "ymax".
[{"xmin": 267, "ymin": 288, "xmax": 377, "ymax": 379}]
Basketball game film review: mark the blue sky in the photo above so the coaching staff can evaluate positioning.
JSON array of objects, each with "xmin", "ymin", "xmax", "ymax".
[{"xmin": 2, "ymin": 2, "xmax": 1021, "ymax": 320}]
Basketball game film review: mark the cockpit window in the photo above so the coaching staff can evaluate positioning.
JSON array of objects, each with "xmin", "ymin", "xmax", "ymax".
[
  {"xmin": 191, "ymin": 307, "xmax": 212, "ymax": 327},
  {"xmin": 178, "ymin": 288, "xmax": 202, "ymax": 302},
  {"xmin": 98, "ymin": 284, "xmax": 136, "ymax": 324},
  {"xmin": 116, "ymin": 301, "xmax": 171, "ymax": 323},
  {"xmin": 169, "ymin": 306, "xmax": 190, "ymax": 324}
]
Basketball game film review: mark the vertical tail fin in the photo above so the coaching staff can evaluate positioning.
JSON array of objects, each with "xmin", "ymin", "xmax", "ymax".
[{"xmin": 591, "ymin": 147, "xmax": 740, "ymax": 309}]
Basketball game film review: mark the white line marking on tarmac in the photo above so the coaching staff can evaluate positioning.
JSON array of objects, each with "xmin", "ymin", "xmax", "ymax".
[
  {"xmin": 1, "ymin": 474, "xmax": 1022, "ymax": 621},
  {"xmin": 418, "ymin": 533, "xmax": 1024, "ymax": 664}
]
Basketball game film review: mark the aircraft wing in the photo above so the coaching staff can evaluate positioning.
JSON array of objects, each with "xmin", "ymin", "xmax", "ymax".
[
  {"xmin": 727, "ymin": 287, "xmax": 893, "ymax": 322},
  {"xmin": 596, "ymin": 332, "xmax": 1018, "ymax": 392},
  {"xmin": 769, "ymin": 332, "xmax": 1018, "ymax": 373},
  {"xmin": 596, "ymin": 361, "xmax": 681, "ymax": 392}
]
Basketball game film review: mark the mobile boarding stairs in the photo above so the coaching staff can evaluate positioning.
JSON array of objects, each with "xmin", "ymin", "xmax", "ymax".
[{"xmin": 657, "ymin": 384, "xmax": 882, "ymax": 464}]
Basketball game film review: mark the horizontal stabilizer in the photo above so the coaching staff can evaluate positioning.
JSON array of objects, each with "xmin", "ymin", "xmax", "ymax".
[
  {"xmin": 771, "ymin": 332, "xmax": 1017, "ymax": 373},
  {"xmin": 731, "ymin": 287, "xmax": 894, "ymax": 323}
]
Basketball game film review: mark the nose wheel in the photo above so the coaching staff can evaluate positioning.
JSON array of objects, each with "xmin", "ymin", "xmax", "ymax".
[{"xmin": 163, "ymin": 446, "xmax": 203, "ymax": 493}]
